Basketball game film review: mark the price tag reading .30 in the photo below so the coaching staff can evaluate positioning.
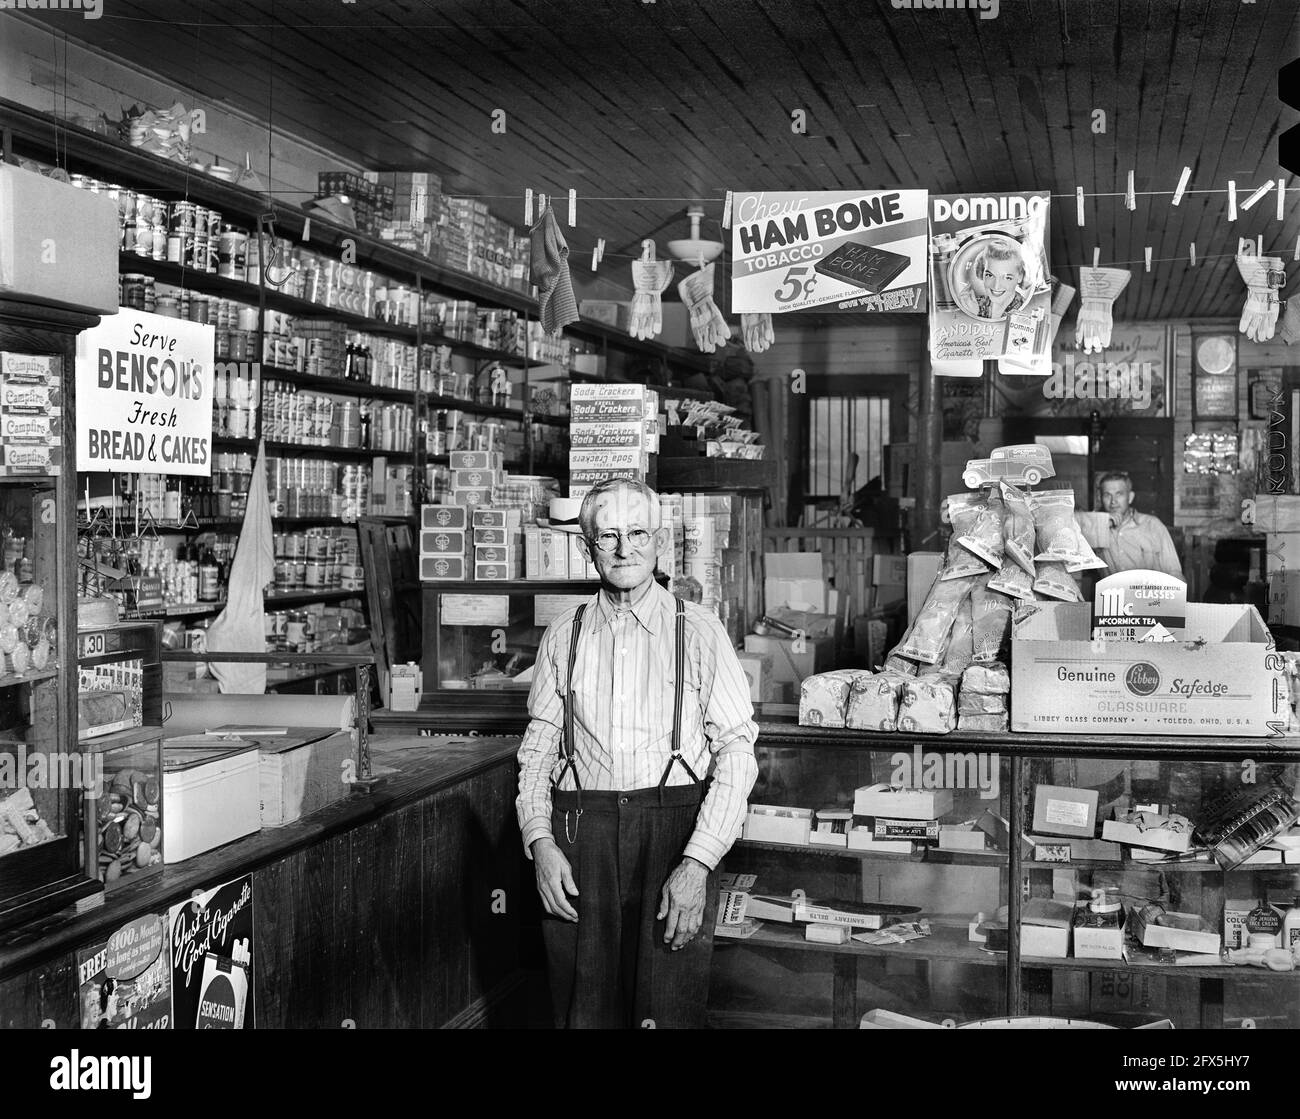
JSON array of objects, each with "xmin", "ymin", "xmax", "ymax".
[
  {"xmin": 774, "ymin": 266, "xmax": 819, "ymax": 304},
  {"xmin": 79, "ymin": 632, "xmax": 106, "ymax": 659}
]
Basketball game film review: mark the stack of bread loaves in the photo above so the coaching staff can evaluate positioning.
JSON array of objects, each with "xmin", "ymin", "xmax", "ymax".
[{"xmin": 797, "ymin": 481, "xmax": 1104, "ymax": 735}]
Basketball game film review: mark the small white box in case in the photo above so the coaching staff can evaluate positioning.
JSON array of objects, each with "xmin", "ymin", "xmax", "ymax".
[
  {"xmin": 162, "ymin": 740, "xmax": 261, "ymax": 863},
  {"xmin": 1072, "ymin": 907, "xmax": 1126, "ymax": 960},
  {"xmin": 853, "ymin": 784, "xmax": 953, "ymax": 820},
  {"xmin": 422, "ymin": 504, "xmax": 467, "ymax": 530},
  {"xmin": 742, "ymin": 805, "xmax": 812, "ymax": 846}
]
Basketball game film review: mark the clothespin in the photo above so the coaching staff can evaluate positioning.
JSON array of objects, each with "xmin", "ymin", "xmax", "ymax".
[
  {"xmin": 1228, "ymin": 180, "xmax": 1237, "ymax": 221},
  {"xmin": 641, "ymin": 239, "xmax": 655, "ymax": 261},
  {"xmin": 1241, "ymin": 180, "xmax": 1274, "ymax": 211},
  {"xmin": 568, "ymin": 188, "xmax": 577, "ymax": 227},
  {"xmin": 1093, "ymin": 246, "xmax": 1101, "ymax": 268},
  {"xmin": 302, "ymin": 217, "xmax": 312, "ymax": 242},
  {"xmin": 591, "ymin": 238, "xmax": 605, "ymax": 271},
  {"xmin": 1125, "ymin": 170, "xmax": 1136, "ymax": 211},
  {"xmin": 525, "ymin": 188, "xmax": 534, "ymax": 225},
  {"xmin": 1189, "ymin": 242, "xmax": 1197, "ymax": 267},
  {"xmin": 1076, "ymin": 186, "xmax": 1085, "ymax": 227},
  {"xmin": 1172, "ymin": 167, "xmax": 1191, "ymax": 206},
  {"xmin": 722, "ymin": 190, "xmax": 733, "ymax": 229},
  {"xmin": 1144, "ymin": 247, "xmax": 1152, "ymax": 272},
  {"xmin": 1258, "ymin": 234, "xmax": 1264, "ymax": 257},
  {"xmin": 1279, "ymin": 178, "xmax": 1287, "ymax": 222},
  {"xmin": 539, "ymin": 193, "xmax": 548, "ymax": 215},
  {"xmin": 1294, "ymin": 233, "xmax": 1300, "ymax": 262}
]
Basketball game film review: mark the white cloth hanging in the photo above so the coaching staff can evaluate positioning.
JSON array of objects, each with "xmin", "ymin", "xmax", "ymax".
[{"xmin": 206, "ymin": 439, "xmax": 274, "ymax": 693}]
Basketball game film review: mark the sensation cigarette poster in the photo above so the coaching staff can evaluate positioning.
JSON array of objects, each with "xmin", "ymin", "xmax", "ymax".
[
  {"xmin": 730, "ymin": 190, "xmax": 928, "ymax": 313},
  {"xmin": 168, "ymin": 874, "xmax": 255, "ymax": 1029},
  {"xmin": 928, "ymin": 191, "xmax": 1052, "ymax": 362},
  {"xmin": 74, "ymin": 307, "xmax": 214, "ymax": 475}
]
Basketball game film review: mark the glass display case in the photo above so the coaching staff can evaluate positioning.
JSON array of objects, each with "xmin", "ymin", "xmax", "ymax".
[
  {"xmin": 718, "ymin": 718, "xmax": 1300, "ymax": 1029},
  {"xmin": 77, "ymin": 621, "xmax": 164, "ymax": 890},
  {"xmin": 711, "ymin": 734, "xmax": 1012, "ymax": 1028},
  {"xmin": 0, "ymin": 299, "xmax": 101, "ymax": 933}
]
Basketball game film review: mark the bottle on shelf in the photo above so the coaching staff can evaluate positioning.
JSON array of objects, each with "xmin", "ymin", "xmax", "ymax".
[
  {"xmin": 163, "ymin": 477, "xmax": 182, "ymax": 523},
  {"xmin": 198, "ymin": 542, "xmax": 220, "ymax": 603},
  {"xmin": 1283, "ymin": 881, "xmax": 1300, "ymax": 963}
]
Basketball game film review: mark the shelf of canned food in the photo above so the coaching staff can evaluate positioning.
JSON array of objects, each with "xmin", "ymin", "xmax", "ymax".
[{"xmin": 4, "ymin": 99, "xmax": 712, "ymax": 373}]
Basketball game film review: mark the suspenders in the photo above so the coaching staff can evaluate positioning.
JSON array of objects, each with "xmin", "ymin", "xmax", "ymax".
[{"xmin": 554, "ymin": 596, "xmax": 699, "ymax": 839}]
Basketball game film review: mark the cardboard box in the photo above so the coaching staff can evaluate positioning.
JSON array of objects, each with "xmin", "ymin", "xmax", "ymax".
[
  {"xmin": 453, "ymin": 468, "xmax": 502, "ymax": 490},
  {"xmin": 525, "ymin": 525, "xmax": 570, "ymax": 580},
  {"xmin": 420, "ymin": 555, "xmax": 467, "ymax": 581},
  {"xmin": 475, "ymin": 561, "xmax": 520, "ymax": 581},
  {"xmin": 473, "ymin": 526, "xmax": 518, "ymax": 546},
  {"xmin": 1102, "ymin": 817, "xmax": 1193, "ymax": 853},
  {"xmin": 872, "ymin": 554, "xmax": 908, "ymax": 587},
  {"xmin": 420, "ymin": 529, "xmax": 467, "ymax": 555},
  {"xmin": 938, "ymin": 825, "xmax": 987, "ymax": 851},
  {"xmin": 742, "ymin": 633, "xmax": 835, "ymax": 685},
  {"xmin": 742, "ymin": 805, "xmax": 812, "ymax": 846},
  {"xmin": 906, "ymin": 552, "xmax": 944, "ymax": 622},
  {"xmin": 1072, "ymin": 906, "xmax": 1126, "ymax": 960},
  {"xmin": 853, "ymin": 785, "xmax": 953, "ymax": 820},
  {"xmin": 472, "ymin": 507, "xmax": 520, "ymax": 529},
  {"xmin": 1011, "ymin": 601, "xmax": 1287, "ymax": 736},
  {"xmin": 259, "ymin": 731, "xmax": 356, "ymax": 828},
  {"xmin": 1253, "ymin": 494, "xmax": 1300, "ymax": 533},
  {"xmin": 1026, "ymin": 835, "xmax": 1123, "ymax": 862},
  {"xmin": 452, "ymin": 486, "xmax": 494, "ymax": 508},
  {"xmin": 1132, "ymin": 906, "xmax": 1221, "ymax": 955},
  {"xmin": 1022, "ymin": 898, "xmax": 1074, "ymax": 959},
  {"xmin": 765, "ymin": 552, "xmax": 826, "ymax": 613},
  {"xmin": 847, "ymin": 829, "xmax": 915, "ymax": 854},
  {"xmin": 735, "ymin": 651, "xmax": 777, "ymax": 703},
  {"xmin": 568, "ymin": 535, "xmax": 596, "ymax": 580},
  {"xmin": 451, "ymin": 451, "xmax": 504, "ymax": 471},
  {"xmin": 1031, "ymin": 785, "xmax": 1100, "ymax": 839},
  {"xmin": 422, "ymin": 504, "xmax": 467, "ymax": 530},
  {"xmin": 0, "ymin": 163, "xmax": 120, "ymax": 313},
  {"xmin": 1223, "ymin": 899, "xmax": 1254, "ymax": 949}
]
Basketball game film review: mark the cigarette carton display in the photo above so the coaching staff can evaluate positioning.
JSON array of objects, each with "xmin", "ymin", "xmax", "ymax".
[{"xmin": 422, "ymin": 504, "xmax": 468, "ymax": 530}]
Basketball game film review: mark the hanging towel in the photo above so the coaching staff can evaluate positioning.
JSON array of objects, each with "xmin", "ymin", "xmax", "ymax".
[
  {"xmin": 206, "ymin": 440, "xmax": 275, "ymax": 693},
  {"xmin": 530, "ymin": 204, "xmax": 579, "ymax": 335}
]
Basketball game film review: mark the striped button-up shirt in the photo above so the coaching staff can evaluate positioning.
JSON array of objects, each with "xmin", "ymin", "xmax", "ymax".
[{"xmin": 516, "ymin": 580, "xmax": 758, "ymax": 869}]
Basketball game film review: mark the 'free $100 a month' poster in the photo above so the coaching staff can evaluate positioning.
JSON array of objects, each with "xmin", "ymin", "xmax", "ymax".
[
  {"xmin": 730, "ymin": 190, "xmax": 929, "ymax": 314},
  {"xmin": 74, "ymin": 307, "xmax": 215, "ymax": 476}
]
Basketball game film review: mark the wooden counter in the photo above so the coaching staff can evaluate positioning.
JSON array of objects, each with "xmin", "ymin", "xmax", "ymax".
[{"xmin": 0, "ymin": 735, "xmax": 532, "ymax": 1029}]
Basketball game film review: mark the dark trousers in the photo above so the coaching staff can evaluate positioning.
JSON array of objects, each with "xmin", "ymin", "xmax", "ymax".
[{"xmin": 542, "ymin": 784, "xmax": 718, "ymax": 1029}]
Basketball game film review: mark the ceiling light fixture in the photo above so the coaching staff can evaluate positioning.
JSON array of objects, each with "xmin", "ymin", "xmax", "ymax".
[{"xmin": 665, "ymin": 205, "xmax": 723, "ymax": 266}]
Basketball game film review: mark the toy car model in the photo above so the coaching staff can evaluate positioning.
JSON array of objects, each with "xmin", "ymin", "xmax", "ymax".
[{"xmin": 962, "ymin": 444, "xmax": 1056, "ymax": 489}]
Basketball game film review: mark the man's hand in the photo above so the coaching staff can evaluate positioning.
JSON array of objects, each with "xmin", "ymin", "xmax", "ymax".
[
  {"xmin": 531, "ymin": 838, "xmax": 579, "ymax": 922},
  {"xmin": 658, "ymin": 857, "xmax": 709, "ymax": 950}
]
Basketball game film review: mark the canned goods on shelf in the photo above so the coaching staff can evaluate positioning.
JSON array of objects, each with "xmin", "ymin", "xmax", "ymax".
[{"xmin": 150, "ymin": 223, "xmax": 167, "ymax": 260}]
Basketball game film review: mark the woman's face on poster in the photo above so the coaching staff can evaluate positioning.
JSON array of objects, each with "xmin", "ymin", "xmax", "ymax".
[{"xmin": 982, "ymin": 257, "xmax": 1023, "ymax": 302}]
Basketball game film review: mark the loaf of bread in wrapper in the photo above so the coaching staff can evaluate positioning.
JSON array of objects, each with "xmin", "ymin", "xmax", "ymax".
[
  {"xmin": 958, "ymin": 690, "xmax": 1008, "ymax": 714},
  {"xmin": 959, "ymin": 712, "xmax": 1009, "ymax": 732},
  {"xmin": 961, "ymin": 662, "xmax": 1010, "ymax": 695},
  {"xmin": 897, "ymin": 677, "xmax": 956, "ymax": 735},
  {"xmin": 798, "ymin": 670, "xmax": 861, "ymax": 727},
  {"xmin": 846, "ymin": 671, "xmax": 908, "ymax": 732}
]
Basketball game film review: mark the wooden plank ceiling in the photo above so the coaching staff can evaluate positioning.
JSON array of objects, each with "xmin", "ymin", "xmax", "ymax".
[{"xmin": 29, "ymin": 0, "xmax": 1300, "ymax": 320}]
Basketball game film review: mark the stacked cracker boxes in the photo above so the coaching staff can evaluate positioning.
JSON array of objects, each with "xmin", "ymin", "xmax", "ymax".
[
  {"xmin": 567, "ymin": 384, "xmax": 658, "ymax": 500},
  {"xmin": 472, "ymin": 506, "xmax": 523, "ymax": 581},
  {"xmin": 0, "ymin": 353, "xmax": 63, "ymax": 476},
  {"xmin": 419, "ymin": 503, "xmax": 468, "ymax": 581}
]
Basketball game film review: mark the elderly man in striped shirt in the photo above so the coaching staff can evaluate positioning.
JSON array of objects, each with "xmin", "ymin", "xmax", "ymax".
[{"xmin": 517, "ymin": 477, "xmax": 759, "ymax": 1029}]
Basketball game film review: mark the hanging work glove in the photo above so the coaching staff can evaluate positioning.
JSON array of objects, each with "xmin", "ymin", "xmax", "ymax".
[
  {"xmin": 677, "ymin": 263, "xmax": 730, "ymax": 353},
  {"xmin": 1236, "ymin": 251, "xmax": 1286, "ymax": 343},
  {"xmin": 741, "ymin": 313, "xmax": 774, "ymax": 354},
  {"xmin": 629, "ymin": 241, "xmax": 675, "ymax": 341},
  {"xmin": 1074, "ymin": 266, "xmax": 1131, "ymax": 354}
]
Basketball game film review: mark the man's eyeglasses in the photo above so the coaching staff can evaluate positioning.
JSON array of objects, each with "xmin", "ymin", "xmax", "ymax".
[{"xmin": 590, "ymin": 529, "xmax": 654, "ymax": 553}]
